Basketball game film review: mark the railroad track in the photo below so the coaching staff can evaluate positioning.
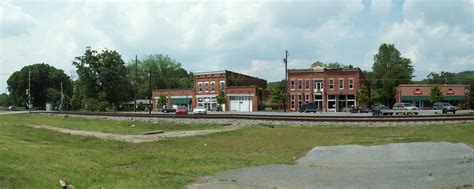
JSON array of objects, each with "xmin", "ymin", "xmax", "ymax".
[{"xmin": 42, "ymin": 111, "xmax": 474, "ymax": 122}]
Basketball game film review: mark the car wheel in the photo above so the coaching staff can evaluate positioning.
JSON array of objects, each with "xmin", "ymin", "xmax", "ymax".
[
  {"xmin": 453, "ymin": 111, "xmax": 456, "ymax": 114},
  {"xmin": 443, "ymin": 109, "xmax": 447, "ymax": 114}
]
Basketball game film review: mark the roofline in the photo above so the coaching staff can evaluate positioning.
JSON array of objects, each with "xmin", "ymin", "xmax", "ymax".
[
  {"xmin": 193, "ymin": 70, "xmax": 226, "ymax": 76},
  {"xmin": 398, "ymin": 84, "xmax": 469, "ymax": 87}
]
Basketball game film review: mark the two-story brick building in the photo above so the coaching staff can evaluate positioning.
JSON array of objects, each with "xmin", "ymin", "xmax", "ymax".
[
  {"xmin": 287, "ymin": 62, "xmax": 369, "ymax": 112},
  {"xmin": 396, "ymin": 84, "xmax": 470, "ymax": 109},
  {"xmin": 153, "ymin": 70, "xmax": 266, "ymax": 112}
]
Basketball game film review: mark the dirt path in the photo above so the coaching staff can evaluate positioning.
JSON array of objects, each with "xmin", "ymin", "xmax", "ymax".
[{"xmin": 29, "ymin": 125, "xmax": 244, "ymax": 143}]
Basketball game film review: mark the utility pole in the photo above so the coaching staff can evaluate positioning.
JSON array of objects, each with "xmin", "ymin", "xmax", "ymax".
[
  {"xmin": 60, "ymin": 82, "xmax": 64, "ymax": 112},
  {"xmin": 283, "ymin": 50, "xmax": 288, "ymax": 112},
  {"xmin": 134, "ymin": 55, "xmax": 137, "ymax": 112},
  {"xmin": 28, "ymin": 67, "xmax": 31, "ymax": 114},
  {"xmin": 148, "ymin": 68, "xmax": 152, "ymax": 114}
]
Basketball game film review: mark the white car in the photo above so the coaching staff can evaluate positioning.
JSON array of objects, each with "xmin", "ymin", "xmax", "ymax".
[
  {"xmin": 193, "ymin": 106, "xmax": 207, "ymax": 114},
  {"xmin": 392, "ymin": 103, "xmax": 419, "ymax": 110}
]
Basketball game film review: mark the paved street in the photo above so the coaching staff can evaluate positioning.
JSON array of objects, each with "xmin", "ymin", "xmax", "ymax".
[{"xmin": 189, "ymin": 142, "xmax": 474, "ymax": 189}]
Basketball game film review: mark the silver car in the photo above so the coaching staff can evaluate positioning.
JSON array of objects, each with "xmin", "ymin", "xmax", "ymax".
[
  {"xmin": 392, "ymin": 103, "xmax": 419, "ymax": 110},
  {"xmin": 433, "ymin": 102, "xmax": 457, "ymax": 114},
  {"xmin": 193, "ymin": 105, "xmax": 207, "ymax": 114}
]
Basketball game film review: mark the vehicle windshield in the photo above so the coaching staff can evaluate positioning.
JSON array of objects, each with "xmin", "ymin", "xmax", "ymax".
[
  {"xmin": 404, "ymin": 103, "xmax": 414, "ymax": 106},
  {"xmin": 196, "ymin": 106, "xmax": 204, "ymax": 109},
  {"xmin": 442, "ymin": 103, "xmax": 451, "ymax": 106}
]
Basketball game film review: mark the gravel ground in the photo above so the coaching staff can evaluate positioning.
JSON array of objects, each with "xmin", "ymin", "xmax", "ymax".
[
  {"xmin": 189, "ymin": 142, "xmax": 474, "ymax": 189},
  {"xmin": 28, "ymin": 124, "xmax": 243, "ymax": 143},
  {"xmin": 47, "ymin": 113, "xmax": 474, "ymax": 127}
]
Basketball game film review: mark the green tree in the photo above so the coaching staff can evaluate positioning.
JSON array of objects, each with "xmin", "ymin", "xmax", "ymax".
[
  {"xmin": 126, "ymin": 54, "xmax": 193, "ymax": 99},
  {"xmin": 216, "ymin": 89, "xmax": 227, "ymax": 111},
  {"xmin": 356, "ymin": 85, "xmax": 369, "ymax": 106},
  {"xmin": 0, "ymin": 93, "xmax": 12, "ymax": 107},
  {"xmin": 430, "ymin": 85, "xmax": 443, "ymax": 103},
  {"xmin": 325, "ymin": 62, "xmax": 353, "ymax": 69},
  {"xmin": 372, "ymin": 43, "xmax": 414, "ymax": 107},
  {"xmin": 427, "ymin": 71, "xmax": 458, "ymax": 84},
  {"xmin": 157, "ymin": 95, "xmax": 168, "ymax": 109},
  {"xmin": 73, "ymin": 47, "xmax": 131, "ymax": 110},
  {"xmin": 268, "ymin": 80, "xmax": 285, "ymax": 106},
  {"xmin": 7, "ymin": 63, "xmax": 73, "ymax": 109}
]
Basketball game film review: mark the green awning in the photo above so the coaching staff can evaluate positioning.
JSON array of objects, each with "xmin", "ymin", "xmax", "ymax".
[
  {"xmin": 400, "ymin": 96, "xmax": 430, "ymax": 101},
  {"xmin": 171, "ymin": 98, "xmax": 192, "ymax": 105},
  {"xmin": 400, "ymin": 95, "xmax": 465, "ymax": 101},
  {"xmin": 443, "ymin": 96, "xmax": 465, "ymax": 101}
]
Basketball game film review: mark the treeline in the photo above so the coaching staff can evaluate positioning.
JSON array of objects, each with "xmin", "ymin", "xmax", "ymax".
[{"xmin": 2, "ymin": 47, "xmax": 193, "ymax": 111}]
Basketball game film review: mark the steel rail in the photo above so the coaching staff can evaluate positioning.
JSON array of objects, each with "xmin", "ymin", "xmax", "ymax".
[{"xmin": 41, "ymin": 111, "xmax": 474, "ymax": 122}]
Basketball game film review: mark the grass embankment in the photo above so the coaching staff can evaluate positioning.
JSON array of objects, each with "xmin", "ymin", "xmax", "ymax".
[
  {"xmin": 0, "ymin": 114, "xmax": 473, "ymax": 188},
  {"xmin": 0, "ymin": 114, "xmax": 223, "ymax": 135}
]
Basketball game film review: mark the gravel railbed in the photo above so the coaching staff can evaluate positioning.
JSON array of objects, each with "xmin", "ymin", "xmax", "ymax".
[{"xmin": 44, "ymin": 113, "xmax": 474, "ymax": 127}]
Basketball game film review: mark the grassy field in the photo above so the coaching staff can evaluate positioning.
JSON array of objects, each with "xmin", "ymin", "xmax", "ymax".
[{"xmin": 0, "ymin": 114, "xmax": 473, "ymax": 188}]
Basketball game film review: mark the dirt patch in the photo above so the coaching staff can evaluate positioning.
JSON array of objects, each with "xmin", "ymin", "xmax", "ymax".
[{"xmin": 28, "ymin": 125, "xmax": 244, "ymax": 143}]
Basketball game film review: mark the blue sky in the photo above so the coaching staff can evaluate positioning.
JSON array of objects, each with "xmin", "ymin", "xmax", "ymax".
[{"xmin": 1, "ymin": 0, "xmax": 473, "ymax": 93}]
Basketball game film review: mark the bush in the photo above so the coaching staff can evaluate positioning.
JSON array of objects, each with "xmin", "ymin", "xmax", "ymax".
[{"xmin": 84, "ymin": 98, "xmax": 109, "ymax": 112}]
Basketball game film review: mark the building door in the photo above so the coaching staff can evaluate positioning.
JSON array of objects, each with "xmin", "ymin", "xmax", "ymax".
[{"xmin": 229, "ymin": 96, "xmax": 252, "ymax": 112}]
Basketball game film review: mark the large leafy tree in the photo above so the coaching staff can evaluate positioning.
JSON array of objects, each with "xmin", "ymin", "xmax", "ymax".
[
  {"xmin": 7, "ymin": 63, "xmax": 73, "ymax": 109},
  {"xmin": 73, "ymin": 47, "xmax": 131, "ymax": 109},
  {"xmin": 372, "ymin": 43, "xmax": 414, "ymax": 107},
  {"xmin": 267, "ymin": 80, "xmax": 286, "ymax": 105},
  {"xmin": 0, "ymin": 93, "xmax": 12, "ymax": 107},
  {"xmin": 126, "ymin": 54, "xmax": 193, "ymax": 99},
  {"xmin": 430, "ymin": 85, "xmax": 443, "ymax": 103}
]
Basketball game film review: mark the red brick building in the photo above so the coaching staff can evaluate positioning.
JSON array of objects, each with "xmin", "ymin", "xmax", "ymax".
[
  {"xmin": 153, "ymin": 70, "xmax": 266, "ymax": 112},
  {"xmin": 396, "ymin": 84, "xmax": 470, "ymax": 109},
  {"xmin": 287, "ymin": 62, "xmax": 369, "ymax": 112}
]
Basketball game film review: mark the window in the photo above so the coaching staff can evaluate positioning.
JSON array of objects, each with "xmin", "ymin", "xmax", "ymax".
[
  {"xmin": 198, "ymin": 82, "xmax": 203, "ymax": 92},
  {"xmin": 290, "ymin": 95, "xmax": 295, "ymax": 109},
  {"xmin": 349, "ymin": 79, "xmax": 354, "ymax": 89},
  {"xmin": 305, "ymin": 80, "xmax": 310, "ymax": 90},
  {"xmin": 339, "ymin": 79, "xmax": 344, "ymax": 89},
  {"xmin": 314, "ymin": 80, "xmax": 323, "ymax": 91},
  {"xmin": 298, "ymin": 95, "xmax": 302, "ymax": 107},
  {"xmin": 290, "ymin": 80, "xmax": 295, "ymax": 90},
  {"xmin": 204, "ymin": 82, "xmax": 209, "ymax": 92},
  {"xmin": 220, "ymin": 81, "xmax": 225, "ymax": 90},
  {"xmin": 298, "ymin": 80, "xmax": 303, "ymax": 90},
  {"xmin": 211, "ymin": 82, "xmax": 215, "ymax": 92},
  {"xmin": 305, "ymin": 94, "xmax": 310, "ymax": 104},
  {"xmin": 329, "ymin": 79, "xmax": 334, "ymax": 89}
]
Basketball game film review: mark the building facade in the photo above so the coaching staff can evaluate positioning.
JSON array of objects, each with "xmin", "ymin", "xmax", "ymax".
[
  {"xmin": 153, "ymin": 70, "xmax": 266, "ymax": 112},
  {"xmin": 287, "ymin": 63, "xmax": 369, "ymax": 112},
  {"xmin": 396, "ymin": 84, "xmax": 470, "ymax": 109}
]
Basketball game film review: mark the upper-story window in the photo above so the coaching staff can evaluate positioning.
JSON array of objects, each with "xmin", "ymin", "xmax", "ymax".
[
  {"xmin": 329, "ymin": 79, "xmax": 334, "ymax": 89},
  {"xmin": 204, "ymin": 82, "xmax": 209, "ymax": 92},
  {"xmin": 220, "ymin": 81, "xmax": 225, "ymax": 90},
  {"xmin": 198, "ymin": 82, "xmax": 203, "ymax": 93},
  {"xmin": 349, "ymin": 79, "xmax": 354, "ymax": 89},
  {"xmin": 290, "ymin": 80, "xmax": 295, "ymax": 90},
  {"xmin": 298, "ymin": 80, "xmax": 302, "ymax": 90},
  {"xmin": 305, "ymin": 80, "xmax": 310, "ymax": 90},
  {"xmin": 314, "ymin": 80, "xmax": 323, "ymax": 91},
  {"xmin": 339, "ymin": 79, "xmax": 344, "ymax": 89},
  {"xmin": 211, "ymin": 82, "xmax": 215, "ymax": 92}
]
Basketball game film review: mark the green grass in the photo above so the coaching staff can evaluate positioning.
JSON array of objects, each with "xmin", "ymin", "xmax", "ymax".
[
  {"xmin": 0, "ymin": 114, "xmax": 473, "ymax": 188},
  {"xmin": 0, "ymin": 114, "xmax": 224, "ymax": 135}
]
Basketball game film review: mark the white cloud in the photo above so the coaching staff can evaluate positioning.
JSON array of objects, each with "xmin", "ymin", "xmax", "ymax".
[
  {"xmin": 370, "ymin": 0, "xmax": 393, "ymax": 17},
  {"xmin": 0, "ymin": 0, "xmax": 36, "ymax": 37}
]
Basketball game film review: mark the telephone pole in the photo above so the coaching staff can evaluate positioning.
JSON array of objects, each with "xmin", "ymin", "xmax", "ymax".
[
  {"xmin": 28, "ymin": 67, "xmax": 31, "ymax": 114},
  {"xmin": 134, "ymin": 55, "xmax": 138, "ymax": 112},
  {"xmin": 283, "ymin": 50, "xmax": 288, "ymax": 112},
  {"xmin": 60, "ymin": 82, "xmax": 64, "ymax": 112},
  {"xmin": 148, "ymin": 68, "xmax": 152, "ymax": 114}
]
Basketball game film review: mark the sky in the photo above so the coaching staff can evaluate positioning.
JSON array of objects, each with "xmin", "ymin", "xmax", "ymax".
[{"xmin": 0, "ymin": 0, "xmax": 473, "ymax": 94}]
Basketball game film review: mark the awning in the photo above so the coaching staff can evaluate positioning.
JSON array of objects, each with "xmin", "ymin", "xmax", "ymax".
[
  {"xmin": 443, "ymin": 96, "xmax": 464, "ymax": 101},
  {"xmin": 171, "ymin": 98, "xmax": 192, "ymax": 105},
  {"xmin": 400, "ymin": 95, "xmax": 465, "ymax": 101},
  {"xmin": 400, "ymin": 96, "xmax": 430, "ymax": 101}
]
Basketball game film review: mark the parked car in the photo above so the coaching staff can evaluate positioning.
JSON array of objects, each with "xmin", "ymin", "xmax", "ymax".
[
  {"xmin": 161, "ymin": 107, "xmax": 176, "ymax": 113},
  {"xmin": 299, "ymin": 103, "xmax": 318, "ymax": 113},
  {"xmin": 392, "ymin": 103, "xmax": 419, "ymax": 111},
  {"xmin": 433, "ymin": 102, "xmax": 457, "ymax": 114},
  {"xmin": 175, "ymin": 106, "xmax": 188, "ymax": 115},
  {"xmin": 193, "ymin": 105, "xmax": 207, "ymax": 114},
  {"xmin": 372, "ymin": 105, "xmax": 391, "ymax": 116},
  {"xmin": 350, "ymin": 105, "xmax": 370, "ymax": 113}
]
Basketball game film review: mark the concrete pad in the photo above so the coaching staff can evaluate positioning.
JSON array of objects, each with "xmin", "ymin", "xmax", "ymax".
[{"xmin": 189, "ymin": 142, "xmax": 474, "ymax": 189}]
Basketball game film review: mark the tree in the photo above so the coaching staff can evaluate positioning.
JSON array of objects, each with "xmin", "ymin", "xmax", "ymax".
[
  {"xmin": 268, "ymin": 80, "xmax": 285, "ymax": 105},
  {"xmin": 126, "ymin": 54, "xmax": 193, "ymax": 99},
  {"xmin": 372, "ymin": 43, "xmax": 414, "ymax": 107},
  {"xmin": 227, "ymin": 73, "xmax": 244, "ymax": 86},
  {"xmin": 7, "ymin": 63, "xmax": 73, "ymax": 109},
  {"xmin": 73, "ymin": 47, "xmax": 131, "ymax": 110},
  {"xmin": 430, "ymin": 85, "xmax": 443, "ymax": 103},
  {"xmin": 216, "ymin": 89, "xmax": 227, "ymax": 111},
  {"xmin": 427, "ymin": 72, "xmax": 458, "ymax": 84},
  {"xmin": 157, "ymin": 95, "xmax": 168, "ymax": 109},
  {"xmin": 325, "ymin": 62, "xmax": 353, "ymax": 69},
  {"xmin": 0, "ymin": 93, "xmax": 12, "ymax": 107},
  {"xmin": 356, "ymin": 85, "xmax": 369, "ymax": 107}
]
